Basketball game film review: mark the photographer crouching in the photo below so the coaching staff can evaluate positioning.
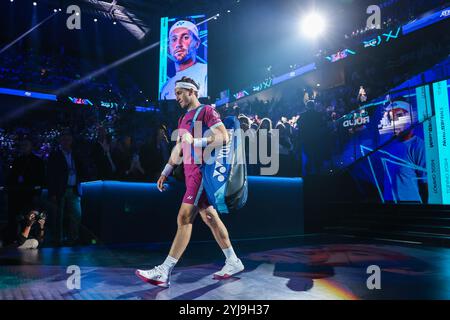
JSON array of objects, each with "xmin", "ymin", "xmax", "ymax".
[{"xmin": 16, "ymin": 210, "xmax": 46, "ymax": 249}]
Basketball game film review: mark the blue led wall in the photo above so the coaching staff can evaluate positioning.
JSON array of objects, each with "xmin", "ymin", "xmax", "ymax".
[{"xmin": 81, "ymin": 177, "xmax": 304, "ymax": 244}]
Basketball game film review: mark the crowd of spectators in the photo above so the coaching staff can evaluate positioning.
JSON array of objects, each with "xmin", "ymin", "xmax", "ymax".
[
  {"xmin": 0, "ymin": 106, "xmax": 172, "ymax": 248},
  {"xmin": 0, "ymin": 47, "xmax": 146, "ymax": 106},
  {"xmin": 344, "ymin": 0, "xmax": 446, "ymax": 41}
]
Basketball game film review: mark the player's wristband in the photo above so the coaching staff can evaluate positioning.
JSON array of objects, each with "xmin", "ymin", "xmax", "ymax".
[
  {"xmin": 161, "ymin": 164, "xmax": 174, "ymax": 177},
  {"xmin": 193, "ymin": 138, "xmax": 208, "ymax": 148}
]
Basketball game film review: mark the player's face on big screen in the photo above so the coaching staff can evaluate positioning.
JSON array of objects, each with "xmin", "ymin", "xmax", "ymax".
[{"xmin": 169, "ymin": 28, "xmax": 199, "ymax": 64}]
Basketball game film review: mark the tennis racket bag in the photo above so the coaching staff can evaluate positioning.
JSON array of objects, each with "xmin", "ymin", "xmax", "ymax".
[{"xmin": 202, "ymin": 116, "xmax": 248, "ymax": 214}]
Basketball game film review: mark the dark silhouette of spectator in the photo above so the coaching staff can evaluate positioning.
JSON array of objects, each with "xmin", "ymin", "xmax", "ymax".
[
  {"xmin": 4, "ymin": 138, "xmax": 44, "ymax": 245},
  {"xmin": 298, "ymin": 100, "xmax": 327, "ymax": 175},
  {"xmin": 126, "ymin": 152, "xmax": 146, "ymax": 181},
  {"xmin": 238, "ymin": 115, "xmax": 251, "ymax": 131},
  {"xmin": 140, "ymin": 125, "xmax": 170, "ymax": 182},
  {"xmin": 258, "ymin": 118, "xmax": 273, "ymax": 144},
  {"xmin": 92, "ymin": 127, "xmax": 116, "ymax": 180},
  {"xmin": 276, "ymin": 117, "xmax": 294, "ymax": 177},
  {"xmin": 0, "ymin": 158, "xmax": 4, "ymax": 189},
  {"xmin": 0, "ymin": 157, "xmax": 5, "ymax": 235},
  {"xmin": 139, "ymin": 133, "xmax": 158, "ymax": 182},
  {"xmin": 288, "ymin": 115, "xmax": 302, "ymax": 176},
  {"xmin": 238, "ymin": 115, "xmax": 257, "ymax": 174},
  {"xmin": 47, "ymin": 131, "xmax": 83, "ymax": 246},
  {"xmin": 113, "ymin": 135, "xmax": 133, "ymax": 180},
  {"xmin": 156, "ymin": 125, "xmax": 171, "ymax": 166},
  {"xmin": 256, "ymin": 118, "xmax": 273, "ymax": 176}
]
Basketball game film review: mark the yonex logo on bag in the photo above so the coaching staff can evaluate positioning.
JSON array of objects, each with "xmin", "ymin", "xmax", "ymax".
[
  {"xmin": 216, "ymin": 131, "xmax": 233, "ymax": 161},
  {"xmin": 214, "ymin": 135, "xmax": 232, "ymax": 182},
  {"xmin": 213, "ymin": 162, "xmax": 228, "ymax": 182}
]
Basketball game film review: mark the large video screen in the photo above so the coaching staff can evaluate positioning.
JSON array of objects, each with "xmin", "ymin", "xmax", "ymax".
[
  {"xmin": 159, "ymin": 15, "xmax": 208, "ymax": 101},
  {"xmin": 342, "ymin": 79, "xmax": 450, "ymax": 204}
]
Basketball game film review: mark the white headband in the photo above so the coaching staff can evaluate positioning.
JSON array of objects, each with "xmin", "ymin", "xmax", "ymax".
[
  {"xmin": 170, "ymin": 20, "xmax": 199, "ymax": 40},
  {"xmin": 175, "ymin": 82, "xmax": 199, "ymax": 92}
]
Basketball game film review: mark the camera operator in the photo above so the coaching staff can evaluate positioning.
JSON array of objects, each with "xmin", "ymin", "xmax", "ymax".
[{"xmin": 16, "ymin": 210, "xmax": 46, "ymax": 249}]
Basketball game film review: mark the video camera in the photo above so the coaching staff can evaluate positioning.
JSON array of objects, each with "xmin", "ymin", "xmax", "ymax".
[{"xmin": 34, "ymin": 211, "xmax": 47, "ymax": 221}]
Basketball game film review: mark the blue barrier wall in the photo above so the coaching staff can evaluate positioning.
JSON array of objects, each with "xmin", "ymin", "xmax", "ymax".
[{"xmin": 81, "ymin": 177, "xmax": 304, "ymax": 244}]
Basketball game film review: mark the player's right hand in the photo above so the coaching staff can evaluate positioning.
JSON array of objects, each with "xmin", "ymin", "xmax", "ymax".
[
  {"xmin": 157, "ymin": 175, "xmax": 168, "ymax": 192},
  {"xmin": 182, "ymin": 132, "xmax": 194, "ymax": 145}
]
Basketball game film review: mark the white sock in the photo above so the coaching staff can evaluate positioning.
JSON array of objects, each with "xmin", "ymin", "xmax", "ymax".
[
  {"xmin": 222, "ymin": 246, "xmax": 239, "ymax": 262},
  {"xmin": 160, "ymin": 255, "xmax": 178, "ymax": 273}
]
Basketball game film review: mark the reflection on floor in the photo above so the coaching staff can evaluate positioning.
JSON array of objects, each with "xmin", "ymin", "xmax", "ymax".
[{"xmin": 1, "ymin": 235, "xmax": 449, "ymax": 300}]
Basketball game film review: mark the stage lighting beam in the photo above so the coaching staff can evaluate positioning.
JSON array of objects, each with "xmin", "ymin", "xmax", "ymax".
[
  {"xmin": 0, "ymin": 12, "xmax": 57, "ymax": 55},
  {"xmin": 301, "ymin": 12, "xmax": 326, "ymax": 38}
]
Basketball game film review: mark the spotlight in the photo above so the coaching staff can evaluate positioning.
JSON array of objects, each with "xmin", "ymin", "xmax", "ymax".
[
  {"xmin": 33, "ymin": 2, "xmax": 37, "ymax": 6},
  {"xmin": 94, "ymin": 18, "xmax": 98, "ymax": 22},
  {"xmin": 58, "ymin": 8, "xmax": 62, "ymax": 11},
  {"xmin": 10, "ymin": 0, "xmax": 14, "ymax": 3},
  {"xmin": 53, "ymin": 9, "xmax": 57, "ymax": 13},
  {"xmin": 301, "ymin": 12, "xmax": 326, "ymax": 38},
  {"xmin": 113, "ymin": 21, "xmax": 117, "ymax": 25},
  {"xmin": 227, "ymin": 10, "xmax": 231, "ymax": 13}
]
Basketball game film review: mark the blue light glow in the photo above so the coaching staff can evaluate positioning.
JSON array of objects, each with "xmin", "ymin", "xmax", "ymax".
[
  {"xmin": 0, "ymin": 87, "xmax": 57, "ymax": 101},
  {"xmin": 402, "ymin": 7, "xmax": 450, "ymax": 35}
]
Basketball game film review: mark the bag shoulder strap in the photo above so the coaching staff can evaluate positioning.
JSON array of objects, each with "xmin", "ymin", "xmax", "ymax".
[
  {"xmin": 177, "ymin": 115, "xmax": 184, "ymax": 128},
  {"xmin": 190, "ymin": 105, "xmax": 205, "ymax": 131},
  {"xmin": 190, "ymin": 105, "xmax": 206, "ymax": 165}
]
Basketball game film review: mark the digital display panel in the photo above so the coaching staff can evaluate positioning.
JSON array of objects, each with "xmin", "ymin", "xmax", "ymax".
[{"xmin": 159, "ymin": 15, "xmax": 208, "ymax": 101}]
